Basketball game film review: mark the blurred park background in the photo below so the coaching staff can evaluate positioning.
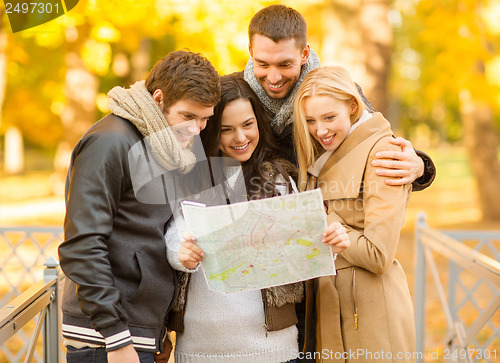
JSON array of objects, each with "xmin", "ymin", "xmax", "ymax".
[{"xmin": 0, "ymin": 0, "xmax": 499, "ymax": 362}]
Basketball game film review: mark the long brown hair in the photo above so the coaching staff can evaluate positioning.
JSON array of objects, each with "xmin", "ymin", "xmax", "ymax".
[{"xmin": 201, "ymin": 73, "xmax": 292, "ymax": 200}]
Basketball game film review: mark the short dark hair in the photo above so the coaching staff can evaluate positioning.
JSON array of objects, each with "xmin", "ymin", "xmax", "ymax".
[
  {"xmin": 249, "ymin": 5, "xmax": 307, "ymax": 50},
  {"xmin": 145, "ymin": 50, "xmax": 220, "ymax": 110}
]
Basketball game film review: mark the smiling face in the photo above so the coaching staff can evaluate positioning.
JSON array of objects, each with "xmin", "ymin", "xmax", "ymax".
[
  {"xmin": 218, "ymin": 98, "xmax": 260, "ymax": 162},
  {"xmin": 159, "ymin": 97, "xmax": 214, "ymax": 148},
  {"xmin": 250, "ymin": 34, "xmax": 309, "ymax": 100},
  {"xmin": 303, "ymin": 95, "xmax": 357, "ymax": 152}
]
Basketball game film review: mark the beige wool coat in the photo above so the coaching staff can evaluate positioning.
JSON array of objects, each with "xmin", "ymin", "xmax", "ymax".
[{"xmin": 303, "ymin": 113, "xmax": 415, "ymax": 362}]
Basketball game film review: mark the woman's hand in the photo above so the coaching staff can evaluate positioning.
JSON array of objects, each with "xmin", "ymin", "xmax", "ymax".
[
  {"xmin": 178, "ymin": 233, "xmax": 205, "ymax": 270},
  {"xmin": 322, "ymin": 221, "xmax": 350, "ymax": 254}
]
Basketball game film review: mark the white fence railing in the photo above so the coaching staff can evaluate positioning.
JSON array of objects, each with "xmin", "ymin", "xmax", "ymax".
[
  {"xmin": 414, "ymin": 213, "xmax": 500, "ymax": 362},
  {"xmin": 0, "ymin": 258, "xmax": 63, "ymax": 363},
  {"xmin": 2, "ymin": 220, "xmax": 499, "ymax": 362}
]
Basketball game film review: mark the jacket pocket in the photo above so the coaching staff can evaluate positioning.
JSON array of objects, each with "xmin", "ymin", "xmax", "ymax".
[
  {"xmin": 127, "ymin": 252, "xmax": 147, "ymax": 303},
  {"xmin": 123, "ymin": 250, "xmax": 176, "ymax": 328}
]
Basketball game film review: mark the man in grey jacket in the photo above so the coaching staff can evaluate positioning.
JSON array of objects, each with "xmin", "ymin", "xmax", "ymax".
[
  {"xmin": 58, "ymin": 50, "xmax": 220, "ymax": 363},
  {"xmin": 242, "ymin": 4, "xmax": 436, "ymax": 190},
  {"xmin": 240, "ymin": 5, "xmax": 436, "ymax": 361}
]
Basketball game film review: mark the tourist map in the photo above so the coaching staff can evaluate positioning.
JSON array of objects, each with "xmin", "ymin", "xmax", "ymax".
[{"xmin": 182, "ymin": 189, "xmax": 337, "ymax": 294}]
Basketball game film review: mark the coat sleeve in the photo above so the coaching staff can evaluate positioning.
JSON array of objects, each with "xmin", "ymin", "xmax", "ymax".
[
  {"xmin": 412, "ymin": 149, "xmax": 436, "ymax": 191},
  {"xmin": 330, "ymin": 138, "xmax": 411, "ymax": 275},
  {"xmin": 58, "ymin": 131, "xmax": 132, "ymax": 346}
]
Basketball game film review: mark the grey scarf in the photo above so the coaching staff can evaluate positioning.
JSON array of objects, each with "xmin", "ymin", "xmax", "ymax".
[
  {"xmin": 108, "ymin": 81, "xmax": 196, "ymax": 174},
  {"xmin": 243, "ymin": 49, "xmax": 321, "ymax": 135}
]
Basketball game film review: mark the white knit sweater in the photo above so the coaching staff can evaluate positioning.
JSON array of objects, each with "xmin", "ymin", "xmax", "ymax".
[{"xmin": 165, "ymin": 169, "xmax": 298, "ymax": 363}]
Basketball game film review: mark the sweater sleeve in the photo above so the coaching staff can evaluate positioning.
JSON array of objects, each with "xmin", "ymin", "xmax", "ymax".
[
  {"xmin": 58, "ymin": 131, "xmax": 133, "ymax": 350},
  {"xmin": 165, "ymin": 217, "xmax": 200, "ymax": 273}
]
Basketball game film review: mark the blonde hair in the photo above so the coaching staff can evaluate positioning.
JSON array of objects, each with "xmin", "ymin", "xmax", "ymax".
[{"xmin": 293, "ymin": 66, "xmax": 366, "ymax": 186}]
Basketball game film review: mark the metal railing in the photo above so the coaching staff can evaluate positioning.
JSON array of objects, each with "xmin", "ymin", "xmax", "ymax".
[
  {"xmin": 414, "ymin": 213, "xmax": 500, "ymax": 362},
  {"xmin": 2, "ymin": 219, "xmax": 499, "ymax": 362},
  {"xmin": 0, "ymin": 258, "xmax": 63, "ymax": 363},
  {"xmin": 0, "ymin": 227, "xmax": 64, "ymax": 306},
  {"xmin": 0, "ymin": 227, "xmax": 64, "ymax": 362}
]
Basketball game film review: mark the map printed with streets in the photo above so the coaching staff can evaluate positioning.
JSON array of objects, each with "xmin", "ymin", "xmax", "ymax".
[{"xmin": 182, "ymin": 189, "xmax": 336, "ymax": 294}]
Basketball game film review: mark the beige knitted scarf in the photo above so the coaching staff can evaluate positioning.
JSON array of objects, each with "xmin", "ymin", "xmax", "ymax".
[{"xmin": 108, "ymin": 81, "xmax": 196, "ymax": 174}]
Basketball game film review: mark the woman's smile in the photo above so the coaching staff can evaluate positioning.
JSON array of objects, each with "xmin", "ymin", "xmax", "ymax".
[{"xmin": 219, "ymin": 99, "xmax": 260, "ymax": 162}]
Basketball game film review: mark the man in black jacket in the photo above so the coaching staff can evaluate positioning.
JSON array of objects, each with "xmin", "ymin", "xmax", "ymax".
[{"xmin": 58, "ymin": 50, "xmax": 220, "ymax": 363}]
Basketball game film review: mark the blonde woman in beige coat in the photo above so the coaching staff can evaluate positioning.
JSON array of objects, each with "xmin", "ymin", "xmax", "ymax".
[{"xmin": 293, "ymin": 66, "xmax": 415, "ymax": 363}]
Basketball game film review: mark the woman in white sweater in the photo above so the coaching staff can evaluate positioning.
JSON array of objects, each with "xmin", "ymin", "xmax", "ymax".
[{"xmin": 164, "ymin": 74, "xmax": 349, "ymax": 363}]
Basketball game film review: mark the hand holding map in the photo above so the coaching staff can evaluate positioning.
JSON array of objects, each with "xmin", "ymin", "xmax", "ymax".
[{"xmin": 182, "ymin": 189, "xmax": 336, "ymax": 294}]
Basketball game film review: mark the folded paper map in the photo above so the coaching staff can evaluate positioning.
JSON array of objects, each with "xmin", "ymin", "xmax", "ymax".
[{"xmin": 182, "ymin": 189, "xmax": 336, "ymax": 294}]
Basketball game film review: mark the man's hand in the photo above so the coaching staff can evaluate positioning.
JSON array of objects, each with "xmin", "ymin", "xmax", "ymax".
[
  {"xmin": 371, "ymin": 137, "xmax": 424, "ymax": 186},
  {"xmin": 178, "ymin": 233, "xmax": 204, "ymax": 270},
  {"xmin": 154, "ymin": 333, "xmax": 173, "ymax": 363},
  {"xmin": 107, "ymin": 344, "xmax": 140, "ymax": 363}
]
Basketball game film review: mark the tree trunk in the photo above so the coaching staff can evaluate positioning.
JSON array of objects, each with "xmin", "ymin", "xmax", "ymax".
[
  {"xmin": 319, "ymin": 0, "xmax": 392, "ymax": 115},
  {"xmin": 359, "ymin": 0, "xmax": 392, "ymax": 115},
  {"xmin": 320, "ymin": 0, "xmax": 365, "ymax": 78},
  {"xmin": 460, "ymin": 90, "xmax": 500, "ymax": 220},
  {"xmin": 4, "ymin": 126, "xmax": 24, "ymax": 175},
  {"xmin": 0, "ymin": 30, "xmax": 7, "ymax": 129},
  {"xmin": 320, "ymin": 0, "xmax": 364, "ymax": 73},
  {"xmin": 1, "ymin": 15, "xmax": 10, "ymax": 174},
  {"xmin": 130, "ymin": 38, "xmax": 152, "ymax": 83}
]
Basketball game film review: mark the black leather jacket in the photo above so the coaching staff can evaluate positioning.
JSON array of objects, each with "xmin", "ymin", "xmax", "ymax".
[{"xmin": 59, "ymin": 114, "xmax": 176, "ymax": 353}]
